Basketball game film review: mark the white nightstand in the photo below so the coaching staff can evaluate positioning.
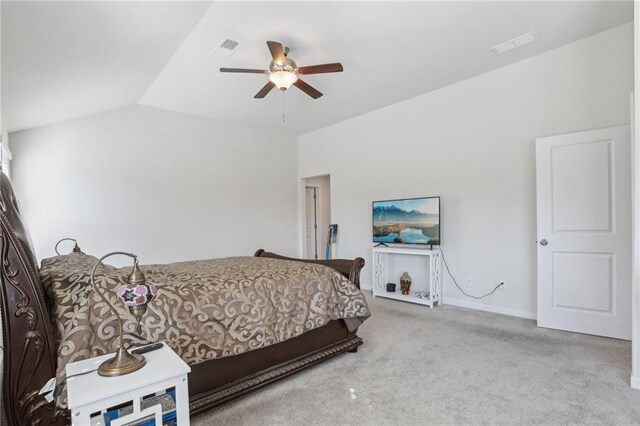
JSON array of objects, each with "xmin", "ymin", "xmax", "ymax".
[{"xmin": 66, "ymin": 342, "xmax": 191, "ymax": 426}]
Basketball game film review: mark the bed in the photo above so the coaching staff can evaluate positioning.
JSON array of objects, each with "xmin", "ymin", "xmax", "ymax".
[{"xmin": 0, "ymin": 173, "xmax": 367, "ymax": 425}]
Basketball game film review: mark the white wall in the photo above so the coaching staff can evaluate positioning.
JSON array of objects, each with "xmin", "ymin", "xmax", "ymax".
[
  {"xmin": 10, "ymin": 105, "xmax": 299, "ymax": 265},
  {"xmin": 298, "ymin": 24, "xmax": 634, "ymax": 319}
]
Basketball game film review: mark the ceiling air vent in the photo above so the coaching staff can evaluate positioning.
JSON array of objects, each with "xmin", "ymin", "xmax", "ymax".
[
  {"xmin": 220, "ymin": 38, "xmax": 239, "ymax": 51},
  {"xmin": 211, "ymin": 37, "xmax": 240, "ymax": 58},
  {"xmin": 491, "ymin": 31, "xmax": 538, "ymax": 55}
]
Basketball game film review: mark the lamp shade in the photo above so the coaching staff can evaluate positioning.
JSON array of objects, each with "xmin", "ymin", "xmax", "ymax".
[
  {"xmin": 268, "ymin": 70, "xmax": 298, "ymax": 89},
  {"xmin": 116, "ymin": 282, "xmax": 157, "ymax": 308},
  {"xmin": 116, "ymin": 261, "xmax": 158, "ymax": 327}
]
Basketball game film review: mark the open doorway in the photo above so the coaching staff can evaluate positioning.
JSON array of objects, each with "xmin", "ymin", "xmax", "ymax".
[{"xmin": 302, "ymin": 175, "xmax": 331, "ymax": 260}]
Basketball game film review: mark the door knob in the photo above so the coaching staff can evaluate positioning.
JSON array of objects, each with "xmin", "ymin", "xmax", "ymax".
[{"xmin": 539, "ymin": 239, "xmax": 548, "ymax": 246}]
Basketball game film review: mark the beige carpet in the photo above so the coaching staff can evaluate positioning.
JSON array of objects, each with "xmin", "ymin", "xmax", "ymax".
[{"xmin": 192, "ymin": 293, "xmax": 639, "ymax": 425}]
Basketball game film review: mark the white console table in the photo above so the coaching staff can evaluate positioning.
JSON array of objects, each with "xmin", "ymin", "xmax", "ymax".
[{"xmin": 372, "ymin": 246, "xmax": 442, "ymax": 307}]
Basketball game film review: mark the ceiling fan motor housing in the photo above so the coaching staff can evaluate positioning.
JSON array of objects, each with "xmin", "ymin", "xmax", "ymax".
[{"xmin": 269, "ymin": 58, "xmax": 298, "ymax": 74}]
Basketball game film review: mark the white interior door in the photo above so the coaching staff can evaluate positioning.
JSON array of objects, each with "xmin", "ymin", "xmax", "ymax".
[{"xmin": 536, "ymin": 125, "xmax": 631, "ymax": 340}]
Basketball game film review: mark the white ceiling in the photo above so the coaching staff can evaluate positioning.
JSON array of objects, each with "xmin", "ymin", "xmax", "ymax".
[
  {"xmin": 1, "ymin": 1, "xmax": 211, "ymax": 132},
  {"xmin": 2, "ymin": 1, "xmax": 634, "ymax": 135}
]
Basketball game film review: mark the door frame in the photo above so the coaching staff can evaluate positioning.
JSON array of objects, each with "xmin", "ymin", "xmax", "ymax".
[
  {"xmin": 303, "ymin": 184, "xmax": 321, "ymax": 260},
  {"xmin": 298, "ymin": 174, "xmax": 332, "ymax": 260},
  {"xmin": 631, "ymin": 3, "xmax": 640, "ymax": 390}
]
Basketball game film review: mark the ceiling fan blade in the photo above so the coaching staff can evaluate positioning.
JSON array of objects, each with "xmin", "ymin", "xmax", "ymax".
[
  {"xmin": 293, "ymin": 79, "xmax": 323, "ymax": 99},
  {"xmin": 254, "ymin": 81, "xmax": 276, "ymax": 99},
  {"xmin": 266, "ymin": 41, "xmax": 286, "ymax": 65},
  {"xmin": 297, "ymin": 63, "xmax": 344, "ymax": 75},
  {"xmin": 220, "ymin": 68, "xmax": 267, "ymax": 74}
]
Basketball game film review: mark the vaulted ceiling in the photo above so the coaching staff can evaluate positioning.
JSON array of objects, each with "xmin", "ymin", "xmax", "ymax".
[
  {"xmin": 2, "ymin": 1, "xmax": 634, "ymax": 135},
  {"xmin": 1, "ymin": 1, "xmax": 211, "ymax": 132}
]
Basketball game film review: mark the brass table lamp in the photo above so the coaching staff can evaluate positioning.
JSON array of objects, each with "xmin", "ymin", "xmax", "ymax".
[{"xmin": 90, "ymin": 252, "xmax": 157, "ymax": 377}]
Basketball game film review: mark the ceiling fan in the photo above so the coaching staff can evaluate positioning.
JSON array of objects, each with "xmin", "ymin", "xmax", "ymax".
[{"xmin": 220, "ymin": 41, "xmax": 343, "ymax": 99}]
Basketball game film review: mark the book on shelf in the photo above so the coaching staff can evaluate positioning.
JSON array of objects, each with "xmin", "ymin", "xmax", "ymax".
[{"xmin": 101, "ymin": 390, "xmax": 177, "ymax": 426}]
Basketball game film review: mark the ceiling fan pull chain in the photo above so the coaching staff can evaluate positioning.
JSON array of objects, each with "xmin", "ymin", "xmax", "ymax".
[{"xmin": 282, "ymin": 90, "xmax": 286, "ymax": 123}]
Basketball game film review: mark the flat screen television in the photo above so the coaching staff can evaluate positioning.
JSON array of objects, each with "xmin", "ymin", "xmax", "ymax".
[{"xmin": 372, "ymin": 196, "xmax": 440, "ymax": 246}]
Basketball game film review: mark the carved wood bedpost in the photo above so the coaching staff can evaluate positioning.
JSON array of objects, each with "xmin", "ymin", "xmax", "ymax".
[
  {"xmin": 0, "ymin": 173, "xmax": 61, "ymax": 425},
  {"xmin": 348, "ymin": 257, "xmax": 365, "ymax": 289}
]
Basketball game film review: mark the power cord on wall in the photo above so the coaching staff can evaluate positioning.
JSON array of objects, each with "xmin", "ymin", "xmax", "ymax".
[{"xmin": 440, "ymin": 248, "xmax": 503, "ymax": 299}]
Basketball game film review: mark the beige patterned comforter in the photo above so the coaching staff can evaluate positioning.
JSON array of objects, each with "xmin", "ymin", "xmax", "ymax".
[{"xmin": 40, "ymin": 253, "xmax": 370, "ymax": 386}]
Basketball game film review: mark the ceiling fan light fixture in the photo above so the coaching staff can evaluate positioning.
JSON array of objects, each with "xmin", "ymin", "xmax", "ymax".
[{"xmin": 268, "ymin": 70, "xmax": 298, "ymax": 90}]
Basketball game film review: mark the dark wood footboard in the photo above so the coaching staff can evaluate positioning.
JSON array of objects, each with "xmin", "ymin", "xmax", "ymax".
[
  {"xmin": 254, "ymin": 249, "xmax": 365, "ymax": 289},
  {"xmin": 189, "ymin": 319, "xmax": 362, "ymax": 414},
  {"xmin": 187, "ymin": 250, "xmax": 366, "ymax": 414}
]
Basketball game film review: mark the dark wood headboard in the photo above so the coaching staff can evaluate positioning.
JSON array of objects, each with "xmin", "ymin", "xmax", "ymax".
[
  {"xmin": 0, "ymin": 173, "xmax": 63, "ymax": 425},
  {"xmin": 254, "ymin": 249, "xmax": 365, "ymax": 289}
]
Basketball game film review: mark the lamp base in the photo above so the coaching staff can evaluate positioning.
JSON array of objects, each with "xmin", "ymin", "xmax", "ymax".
[{"xmin": 98, "ymin": 346, "xmax": 146, "ymax": 377}]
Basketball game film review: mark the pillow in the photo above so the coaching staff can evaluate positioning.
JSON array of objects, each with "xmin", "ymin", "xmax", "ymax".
[
  {"xmin": 40, "ymin": 251, "xmax": 117, "ymax": 282},
  {"xmin": 39, "ymin": 252, "xmax": 120, "ymax": 303}
]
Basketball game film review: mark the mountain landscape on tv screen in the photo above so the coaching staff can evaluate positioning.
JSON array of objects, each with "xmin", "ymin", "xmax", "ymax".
[{"xmin": 373, "ymin": 201, "xmax": 440, "ymax": 245}]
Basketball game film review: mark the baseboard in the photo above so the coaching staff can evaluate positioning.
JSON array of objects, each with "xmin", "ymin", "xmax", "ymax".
[
  {"xmin": 442, "ymin": 297, "xmax": 537, "ymax": 320},
  {"xmin": 631, "ymin": 375, "xmax": 640, "ymax": 390},
  {"xmin": 365, "ymin": 289, "xmax": 536, "ymax": 320}
]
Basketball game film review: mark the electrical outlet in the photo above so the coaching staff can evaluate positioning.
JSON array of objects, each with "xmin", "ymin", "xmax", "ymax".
[{"xmin": 467, "ymin": 276, "xmax": 473, "ymax": 286}]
